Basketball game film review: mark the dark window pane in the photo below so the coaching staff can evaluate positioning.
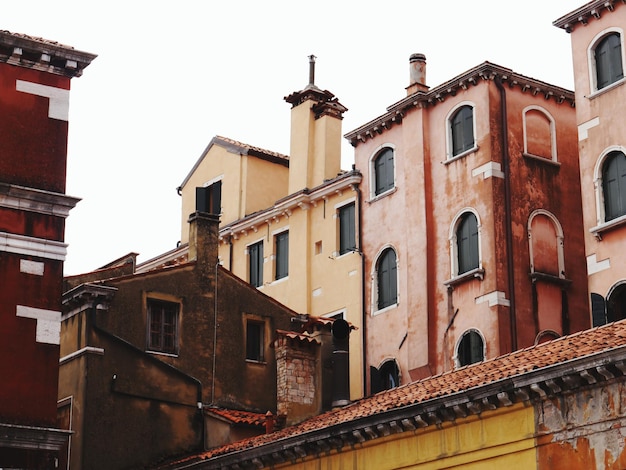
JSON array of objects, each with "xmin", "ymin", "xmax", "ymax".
[
  {"xmin": 457, "ymin": 213, "xmax": 479, "ymax": 274},
  {"xmin": 377, "ymin": 248, "xmax": 397, "ymax": 310},
  {"xmin": 275, "ymin": 232, "xmax": 289, "ymax": 280},
  {"xmin": 195, "ymin": 181, "xmax": 222, "ymax": 215},
  {"xmin": 339, "ymin": 203, "xmax": 356, "ymax": 255},
  {"xmin": 596, "ymin": 33, "xmax": 623, "ymax": 90},
  {"xmin": 147, "ymin": 299, "xmax": 179, "ymax": 354},
  {"xmin": 603, "ymin": 151, "xmax": 626, "ymax": 221},
  {"xmin": 246, "ymin": 321, "xmax": 264, "ymax": 361},
  {"xmin": 591, "ymin": 293, "xmax": 607, "ymax": 327},
  {"xmin": 458, "ymin": 331, "xmax": 484, "ymax": 366},
  {"xmin": 451, "ymin": 106, "xmax": 474, "ymax": 156},
  {"xmin": 249, "ymin": 241, "xmax": 264, "ymax": 287},
  {"xmin": 374, "ymin": 148, "xmax": 394, "ymax": 195}
]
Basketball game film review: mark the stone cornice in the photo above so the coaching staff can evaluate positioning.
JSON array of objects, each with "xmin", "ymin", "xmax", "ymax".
[
  {"xmin": 344, "ymin": 62, "xmax": 575, "ymax": 147},
  {"xmin": 62, "ymin": 283, "xmax": 118, "ymax": 320},
  {"xmin": 285, "ymin": 85, "xmax": 348, "ymax": 120},
  {"xmin": 0, "ymin": 182, "xmax": 80, "ymax": 218},
  {"xmin": 553, "ymin": 0, "xmax": 626, "ymax": 33},
  {"xmin": 219, "ymin": 171, "xmax": 361, "ymax": 241},
  {"xmin": 0, "ymin": 30, "xmax": 96, "ymax": 78}
]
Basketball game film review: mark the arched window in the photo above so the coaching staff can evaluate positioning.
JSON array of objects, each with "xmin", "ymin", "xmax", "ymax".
[
  {"xmin": 457, "ymin": 330, "xmax": 484, "ymax": 367},
  {"xmin": 376, "ymin": 248, "xmax": 398, "ymax": 311},
  {"xmin": 528, "ymin": 210, "xmax": 565, "ymax": 278},
  {"xmin": 450, "ymin": 105, "xmax": 475, "ymax": 157},
  {"xmin": 523, "ymin": 107, "xmax": 556, "ymax": 161},
  {"xmin": 595, "ymin": 32, "xmax": 624, "ymax": 90},
  {"xmin": 457, "ymin": 213, "xmax": 479, "ymax": 274},
  {"xmin": 602, "ymin": 151, "xmax": 626, "ymax": 221},
  {"xmin": 373, "ymin": 147, "xmax": 395, "ymax": 196},
  {"xmin": 592, "ymin": 284, "xmax": 626, "ymax": 327},
  {"xmin": 370, "ymin": 359, "xmax": 400, "ymax": 394}
]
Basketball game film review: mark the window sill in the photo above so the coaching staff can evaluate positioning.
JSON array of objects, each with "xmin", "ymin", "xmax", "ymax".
[
  {"xmin": 444, "ymin": 145, "xmax": 479, "ymax": 165},
  {"xmin": 529, "ymin": 271, "xmax": 572, "ymax": 287},
  {"xmin": 372, "ymin": 302, "xmax": 398, "ymax": 316},
  {"xmin": 523, "ymin": 153, "xmax": 561, "ymax": 168},
  {"xmin": 444, "ymin": 268, "xmax": 485, "ymax": 287},
  {"xmin": 147, "ymin": 350, "xmax": 179, "ymax": 358},
  {"xmin": 590, "ymin": 214, "xmax": 626, "ymax": 240},
  {"xmin": 587, "ymin": 77, "xmax": 626, "ymax": 99},
  {"xmin": 271, "ymin": 276, "xmax": 289, "ymax": 285},
  {"xmin": 367, "ymin": 186, "xmax": 397, "ymax": 203},
  {"xmin": 245, "ymin": 359, "xmax": 267, "ymax": 365}
]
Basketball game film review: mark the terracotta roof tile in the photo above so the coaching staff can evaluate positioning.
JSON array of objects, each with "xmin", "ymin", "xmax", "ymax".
[
  {"xmin": 206, "ymin": 408, "xmax": 267, "ymax": 427},
  {"xmin": 178, "ymin": 320, "xmax": 626, "ymax": 464},
  {"xmin": 214, "ymin": 136, "xmax": 289, "ymax": 162}
]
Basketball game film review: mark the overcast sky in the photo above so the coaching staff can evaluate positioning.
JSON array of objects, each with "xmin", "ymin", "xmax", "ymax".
[{"xmin": 4, "ymin": 1, "xmax": 584, "ymax": 275}]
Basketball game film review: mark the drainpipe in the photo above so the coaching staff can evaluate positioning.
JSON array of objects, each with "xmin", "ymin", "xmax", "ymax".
[
  {"xmin": 211, "ymin": 262, "xmax": 219, "ymax": 404},
  {"xmin": 495, "ymin": 76, "xmax": 518, "ymax": 351},
  {"xmin": 352, "ymin": 174, "xmax": 367, "ymax": 397}
]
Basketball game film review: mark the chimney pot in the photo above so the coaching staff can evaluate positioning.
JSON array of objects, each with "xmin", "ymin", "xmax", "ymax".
[{"xmin": 409, "ymin": 53, "xmax": 427, "ymax": 88}]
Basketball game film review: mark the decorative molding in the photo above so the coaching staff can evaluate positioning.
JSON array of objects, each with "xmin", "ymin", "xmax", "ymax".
[
  {"xmin": 59, "ymin": 346, "xmax": 105, "ymax": 365},
  {"xmin": 578, "ymin": 117, "xmax": 600, "ymax": 141},
  {"xmin": 20, "ymin": 259, "xmax": 44, "ymax": 276},
  {"xmin": 0, "ymin": 182, "xmax": 80, "ymax": 217},
  {"xmin": 16, "ymin": 305, "xmax": 61, "ymax": 345},
  {"xmin": 587, "ymin": 253, "xmax": 611, "ymax": 275},
  {"xmin": 471, "ymin": 161, "xmax": 504, "ymax": 179},
  {"xmin": 0, "ymin": 232, "xmax": 67, "ymax": 261},
  {"xmin": 475, "ymin": 290, "xmax": 510, "ymax": 307},
  {"xmin": 16, "ymin": 80, "xmax": 70, "ymax": 121}
]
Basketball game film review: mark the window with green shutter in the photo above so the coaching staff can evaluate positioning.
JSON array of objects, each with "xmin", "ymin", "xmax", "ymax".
[
  {"xmin": 377, "ymin": 248, "xmax": 397, "ymax": 310},
  {"xmin": 339, "ymin": 203, "xmax": 356, "ymax": 255},
  {"xmin": 374, "ymin": 148, "xmax": 394, "ymax": 196},
  {"xmin": 603, "ymin": 151, "xmax": 626, "ymax": 221},
  {"xmin": 457, "ymin": 213, "xmax": 479, "ymax": 274},
  {"xmin": 249, "ymin": 241, "xmax": 264, "ymax": 287},
  {"xmin": 595, "ymin": 33, "xmax": 623, "ymax": 90},
  {"xmin": 275, "ymin": 231, "xmax": 289, "ymax": 280},
  {"xmin": 451, "ymin": 105, "xmax": 474, "ymax": 157}
]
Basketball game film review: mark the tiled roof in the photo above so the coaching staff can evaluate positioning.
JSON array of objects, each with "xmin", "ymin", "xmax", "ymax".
[
  {"xmin": 206, "ymin": 408, "xmax": 268, "ymax": 428},
  {"xmin": 170, "ymin": 321, "xmax": 626, "ymax": 468},
  {"xmin": 213, "ymin": 136, "xmax": 289, "ymax": 163}
]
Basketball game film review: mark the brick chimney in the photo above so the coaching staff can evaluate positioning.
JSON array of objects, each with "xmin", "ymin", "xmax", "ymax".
[
  {"xmin": 187, "ymin": 211, "xmax": 220, "ymax": 280},
  {"xmin": 274, "ymin": 331, "xmax": 321, "ymax": 426},
  {"xmin": 406, "ymin": 53, "xmax": 428, "ymax": 95}
]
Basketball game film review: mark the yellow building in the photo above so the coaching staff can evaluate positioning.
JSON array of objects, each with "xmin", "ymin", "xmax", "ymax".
[
  {"xmin": 173, "ymin": 58, "xmax": 364, "ymax": 399},
  {"xmin": 163, "ymin": 320, "xmax": 626, "ymax": 470}
]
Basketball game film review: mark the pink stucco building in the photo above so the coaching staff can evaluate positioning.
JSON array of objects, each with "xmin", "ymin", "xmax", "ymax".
[
  {"xmin": 555, "ymin": 0, "xmax": 626, "ymax": 327},
  {"xmin": 347, "ymin": 57, "xmax": 590, "ymax": 394}
]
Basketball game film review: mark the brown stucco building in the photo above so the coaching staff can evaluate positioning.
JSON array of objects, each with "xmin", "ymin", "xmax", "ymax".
[{"xmin": 59, "ymin": 212, "xmax": 350, "ymax": 469}]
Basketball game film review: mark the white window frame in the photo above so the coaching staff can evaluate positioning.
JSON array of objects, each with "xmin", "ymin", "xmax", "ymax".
[
  {"xmin": 522, "ymin": 105, "xmax": 558, "ymax": 164},
  {"xmin": 371, "ymin": 244, "xmax": 400, "ymax": 315},
  {"xmin": 587, "ymin": 27, "xmax": 626, "ymax": 96},
  {"xmin": 527, "ymin": 209, "xmax": 565, "ymax": 278},
  {"xmin": 453, "ymin": 328, "xmax": 486, "ymax": 368},
  {"xmin": 448, "ymin": 208, "xmax": 483, "ymax": 280},
  {"xmin": 592, "ymin": 146, "xmax": 626, "ymax": 229}
]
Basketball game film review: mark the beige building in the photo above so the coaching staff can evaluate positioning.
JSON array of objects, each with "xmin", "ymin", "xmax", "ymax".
[
  {"xmin": 555, "ymin": 0, "xmax": 626, "ymax": 325},
  {"xmin": 160, "ymin": 58, "xmax": 365, "ymax": 399}
]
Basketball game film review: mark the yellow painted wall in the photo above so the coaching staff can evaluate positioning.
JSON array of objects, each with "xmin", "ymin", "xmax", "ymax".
[
  {"xmin": 271, "ymin": 404, "xmax": 536, "ymax": 470},
  {"xmin": 180, "ymin": 144, "xmax": 288, "ymax": 244}
]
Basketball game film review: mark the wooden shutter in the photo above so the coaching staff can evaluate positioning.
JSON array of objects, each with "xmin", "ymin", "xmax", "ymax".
[
  {"xmin": 603, "ymin": 152, "xmax": 626, "ymax": 221},
  {"xmin": 378, "ymin": 249, "xmax": 397, "ymax": 309},
  {"xmin": 339, "ymin": 204, "xmax": 356, "ymax": 254},
  {"xmin": 275, "ymin": 232, "xmax": 289, "ymax": 279},
  {"xmin": 457, "ymin": 213, "xmax": 479, "ymax": 274},
  {"xmin": 249, "ymin": 242, "xmax": 263, "ymax": 287},
  {"xmin": 195, "ymin": 186, "xmax": 209, "ymax": 212},
  {"xmin": 591, "ymin": 293, "xmax": 607, "ymax": 327}
]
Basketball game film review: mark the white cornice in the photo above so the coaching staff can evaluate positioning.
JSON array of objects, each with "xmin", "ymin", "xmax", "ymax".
[
  {"xmin": 0, "ymin": 183, "xmax": 80, "ymax": 218},
  {"xmin": 0, "ymin": 232, "xmax": 67, "ymax": 260}
]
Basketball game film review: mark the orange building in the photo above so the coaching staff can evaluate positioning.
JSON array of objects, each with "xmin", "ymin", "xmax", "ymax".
[
  {"xmin": 346, "ymin": 58, "xmax": 590, "ymax": 394},
  {"xmin": 554, "ymin": 0, "xmax": 626, "ymax": 326}
]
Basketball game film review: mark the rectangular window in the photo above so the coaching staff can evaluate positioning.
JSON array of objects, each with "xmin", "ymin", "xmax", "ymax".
[
  {"xmin": 339, "ymin": 203, "xmax": 356, "ymax": 255},
  {"xmin": 249, "ymin": 241, "xmax": 264, "ymax": 287},
  {"xmin": 196, "ymin": 180, "xmax": 222, "ymax": 215},
  {"xmin": 246, "ymin": 320, "xmax": 264, "ymax": 362},
  {"xmin": 275, "ymin": 231, "xmax": 289, "ymax": 280},
  {"xmin": 147, "ymin": 299, "xmax": 179, "ymax": 354}
]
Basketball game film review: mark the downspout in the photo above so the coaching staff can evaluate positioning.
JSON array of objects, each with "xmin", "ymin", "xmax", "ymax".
[
  {"xmin": 352, "ymin": 175, "xmax": 367, "ymax": 397},
  {"xmin": 495, "ymin": 76, "xmax": 518, "ymax": 351},
  {"xmin": 211, "ymin": 262, "xmax": 219, "ymax": 405}
]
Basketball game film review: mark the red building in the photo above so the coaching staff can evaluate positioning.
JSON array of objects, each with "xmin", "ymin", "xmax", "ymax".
[{"xmin": 0, "ymin": 31, "xmax": 95, "ymax": 468}]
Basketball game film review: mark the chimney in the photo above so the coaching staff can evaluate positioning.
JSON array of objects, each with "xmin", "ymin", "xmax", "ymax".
[
  {"xmin": 330, "ymin": 318, "xmax": 351, "ymax": 407},
  {"xmin": 407, "ymin": 53, "xmax": 428, "ymax": 95},
  {"xmin": 187, "ymin": 211, "xmax": 220, "ymax": 279}
]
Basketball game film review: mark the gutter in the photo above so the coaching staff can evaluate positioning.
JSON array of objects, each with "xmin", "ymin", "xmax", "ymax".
[{"xmin": 495, "ymin": 76, "xmax": 518, "ymax": 351}]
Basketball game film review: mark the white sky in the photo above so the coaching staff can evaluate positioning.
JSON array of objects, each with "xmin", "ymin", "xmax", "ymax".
[{"xmin": 4, "ymin": 0, "xmax": 584, "ymax": 275}]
